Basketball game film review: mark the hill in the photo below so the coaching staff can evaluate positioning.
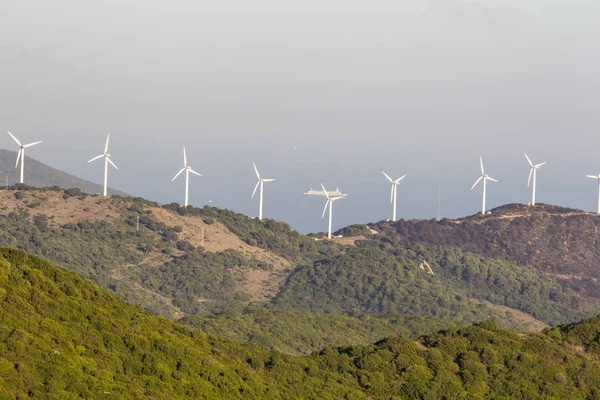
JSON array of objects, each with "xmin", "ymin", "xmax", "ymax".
[
  {"xmin": 368, "ymin": 203, "xmax": 600, "ymax": 299},
  {"xmin": 1, "ymin": 188, "xmax": 599, "ymax": 345},
  {"xmin": 0, "ymin": 149, "xmax": 127, "ymax": 196},
  {"xmin": 2, "ymin": 249, "xmax": 600, "ymax": 399}
]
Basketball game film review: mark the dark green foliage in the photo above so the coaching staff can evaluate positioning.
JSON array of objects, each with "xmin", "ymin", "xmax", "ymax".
[
  {"xmin": 130, "ymin": 248, "xmax": 269, "ymax": 314},
  {"xmin": 182, "ymin": 307, "xmax": 452, "ymax": 356},
  {"xmin": 275, "ymin": 240, "xmax": 598, "ymax": 327},
  {"xmin": 63, "ymin": 187, "xmax": 82, "ymax": 197},
  {"xmin": 2, "ymin": 249, "xmax": 600, "ymax": 399}
]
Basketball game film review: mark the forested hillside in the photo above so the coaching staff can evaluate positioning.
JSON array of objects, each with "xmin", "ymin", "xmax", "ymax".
[
  {"xmin": 181, "ymin": 307, "xmax": 452, "ymax": 356},
  {"xmin": 2, "ymin": 249, "xmax": 600, "ymax": 399},
  {"xmin": 370, "ymin": 203, "xmax": 600, "ymax": 298},
  {"xmin": 3, "ymin": 188, "xmax": 600, "ymax": 355}
]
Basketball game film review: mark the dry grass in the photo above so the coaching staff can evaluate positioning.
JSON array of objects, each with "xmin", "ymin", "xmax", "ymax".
[
  {"xmin": 150, "ymin": 207, "xmax": 292, "ymax": 302},
  {"xmin": 0, "ymin": 190, "xmax": 121, "ymax": 224}
]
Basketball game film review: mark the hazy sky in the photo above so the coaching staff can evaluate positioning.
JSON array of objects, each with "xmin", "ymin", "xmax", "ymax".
[{"xmin": 1, "ymin": 1, "xmax": 600, "ymax": 233}]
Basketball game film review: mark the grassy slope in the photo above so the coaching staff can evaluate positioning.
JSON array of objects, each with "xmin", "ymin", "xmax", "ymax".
[{"xmin": 2, "ymin": 249, "xmax": 600, "ymax": 399}]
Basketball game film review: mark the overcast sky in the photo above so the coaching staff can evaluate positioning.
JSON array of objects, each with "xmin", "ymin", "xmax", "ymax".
[{"xmin": 1, "ymin": 1, "xmax": 599, "ymax": 233}]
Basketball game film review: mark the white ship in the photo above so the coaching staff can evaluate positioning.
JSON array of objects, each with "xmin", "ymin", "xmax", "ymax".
[{"xmin": 303, "ymin": 188, "xmax": 346, "ymax": 197}]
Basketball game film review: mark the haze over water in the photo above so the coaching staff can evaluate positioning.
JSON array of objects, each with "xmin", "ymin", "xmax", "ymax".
[{"xmin": 2, "ymin": 0, "xmax": 599, "ymax": 233}]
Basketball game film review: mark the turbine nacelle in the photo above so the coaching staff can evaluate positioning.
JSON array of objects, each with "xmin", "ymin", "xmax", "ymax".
[
  {"xmin": 251, "ymin": 162, "xmax": 275, "ymax": 200},
  {"xmin": 172, "ymin": 147, "xmax": 201, "ymax": 181},
  {"xmin": 8, "ymin": 130, "xmax": 43, "ymax": 184},
  {"xmin": 525, "ymin": 153, "xmax": 546, "ymax": 187}
]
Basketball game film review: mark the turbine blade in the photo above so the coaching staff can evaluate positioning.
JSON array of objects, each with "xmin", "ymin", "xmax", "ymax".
[
  {"xmin": 524, "ymin": 152, "xmax": 533, "ymax": 167},
  {"xmin": 394, "ymin": 174, "xmax": 407, "ymax": 183},
  {"xmin": 107, "ymin": 157, "xmax": 118, "ymax": 170},
  {"xmin": 252, "ymin": 162, "xmax": 260, "ymax": 179},
  {"xmin": 23, "ymin": 141, "xmax": 42, "ymax": 148},
  {"xmin": 471, "ymin": 176, "xmax": 483, "ymax": 190},
  {"xmin": 262, "ymin": 178, "xmax": 275, "ymax": 182},
  {"xmin": 189, "ymin": 169, "xmax": 201, "ymax": 177},
  {"xmin": 390, "ymin": 185, "xmax": 394, "ymax": 204},
  {"xmin": 331, "ymin": 196, "xmax": 345, "ymax": 201},
  {"xmin": 586, "ymin": 175, "xmax": 598, "ymax": 179},
  {"xmin": 15, "ymin": 149, "xmax": 22, "ymax": 168},
  {"xmin": 87, "ymin": 154, "xmax": 104, "ymax": 163},
  {"xmin": 172, "ymin": 168, "xmax": 185, "ymax": 181},
  {"xmin": 321, "ymin": 199, "xmax": 329, "ymax": 219},
  {"xmin": 104, "ymin": 134, "xmax": 110, "ymax": 153},
  {"xmin": 251, "ymin": 180, "xmax": 260, "ymax": 199},
  {"xmin": 381, "ymin": 171, "xmax": 393, "ymax": 183},
  {"xmin": 535, "ymin": 162, "xmax": 547, "ymax": 168},
  {"xmin": 528, "ymin": 168, "xmax": 533, "ymax": 187},
  {"xmin": 183, "ymin": 146, "xmax": 187, "ymax": 166},
  {"xmin": 487, "ymin": 176, "xmax": 498, "ymax": 183},
  {"xmin": 480, "ymin": 156, "xmax": 484, "ymax": 174},
  {"xmin": 321, "ymin": 183, "xmax": 329, "ymax": 199},
  {"xmin": 7, "ymin": 131, "xmax": 21, "ymax": 146}
]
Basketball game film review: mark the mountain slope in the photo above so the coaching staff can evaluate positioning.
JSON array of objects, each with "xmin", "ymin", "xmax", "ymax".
[
  {"xmin": 370, "ymin": 203, "xmax": 600, "ymax": 299},
  {"xmin": 0, "ymin": 149, "xmax": 127, "ymax": 195},
  {"xmin": 2, "ymin": 189, "xmax": 597, "ymax": 333},
  {"xmin": 2, "ymin": 249, "xmax": 600, "ymax": 399}
]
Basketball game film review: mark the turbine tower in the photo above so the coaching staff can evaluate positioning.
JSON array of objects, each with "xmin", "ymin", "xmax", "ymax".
[
  {"xmin": 381, "ymin": 171, "xmax": 407, "ymax": 222},
  {"xmin": 7, "ymin": 131, "xmax": 42, "ymax": 184},
  {"xmin": 251, "ymin": 162, "xmax": 275, "ymax": 220},
  {"xmin": 320, "ymin": 183, "xmax": 346, "ymax": 239},
  {"xmin": 87, "ymin": 134, "xmax": 118, "ymax": 196},
  {"xmin": 586, "ymin": 174, "xmax": 600, "ymax": 214},
  {"xmin": 172, "ymin": 146, "xmax": 201, "ymax": 207},
  {"xmin": 471, "ymin": 156, "xmax": 498, "ymax": 215},
  {"xmin": 525, "ymin": 153, "xmax": 546, "ymax": 206}
]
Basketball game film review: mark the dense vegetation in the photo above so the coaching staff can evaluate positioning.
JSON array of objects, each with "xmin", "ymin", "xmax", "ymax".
[
  {"xmin": 371, "ymin": 203, "xmax": 600, "ymax": 298},
  {"xmin": 181, "ymin": 307, "xmax": 452, "ymax": 356},
  {"xmin": 275, "ymin": 240, "xmax": 598, "ymax": 326},
  {"xmin": 4, "ymin": 188, "xmax": 600, "ymax": 357},
  {"xmin": 0, "ymin": 191, "xmax": 266, "ymax": 317},
  {"xmin": 2, "ymin": 249, "xmax": 600, "ymax": 399}
]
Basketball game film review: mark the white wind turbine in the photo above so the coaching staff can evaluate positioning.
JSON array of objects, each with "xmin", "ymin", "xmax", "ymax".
[
  {"xmin": 87, "ymin": 134, "xmax": 118, "ymax": 196},
  {"xmin": 251, "ymin": 162, "xmax": 275, "ymax": 220},
  {"xmin": 172, "ymin": 146, "xmax": 201, "ymax": 207},
  {"xmin": 320, "ymin": 183, "xmax": 346, "ymax": 239},
  {"xmin": 586, "ymin": 174, "xmax": 600, "ymax": 214},
  {"xmin": 382, "ymin": 171, "xmax": 407, "ymax": 222},
  {"xmin": 525, "ymin": 153, "xmax": 546, "ymax": 206},
  {"xmin": 7, "ymin": 131, "xmax": 42, "ymax": 184},
  {"xmin": 471, "ymin": 156, "xmax": 498, "ymax": 215}
]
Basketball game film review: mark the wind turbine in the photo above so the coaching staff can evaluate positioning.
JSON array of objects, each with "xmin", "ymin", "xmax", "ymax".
[
  {"xmin": 471, "ymin": 157, "xmax": 498, "ymax": 215},
  {"xmin": 7, "ymin": 131, "xmax": 42, "ymax": 184},
  {"xmin": 382, "ymin": 171, "xmax": 407, "ymax": 222},
  {"xmin": 251, "ymin": 162, "xmax": 275, "ymax": 220},
  {"xmin": 525, "ymin": 153, "xmax": 546, "ymax": 206},
  {"xmin": 172, "ymin": 146, "xmax": 201, "ymax": 207},
  {"xmin": 87, "ymin": 134, "xmax": 118, "ymax": 196},
  {"xmin": 320, "ymin": 183, "xmax": 346, "ymax": 239},
  {"xmin": 586, "ymin": 174, "xmax": 600, "ymax": 214}
]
